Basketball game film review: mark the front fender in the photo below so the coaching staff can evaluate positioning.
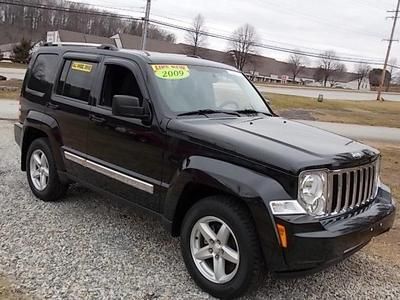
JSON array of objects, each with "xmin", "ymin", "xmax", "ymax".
[
  {"xmin": 163, "ymin": 155, "xmax": 293, "ymax": 272},
  {"xmin": 21, "ymin": 110, "xmax": 65, "ymax": 172}
]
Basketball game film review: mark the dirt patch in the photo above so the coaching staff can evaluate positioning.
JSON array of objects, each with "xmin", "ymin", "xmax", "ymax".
[
  {"xmin": 0, "ymin": 80, "xmax": 22, "ymax": 88},
  {"xmin": 278, "ymin": 109, "xmax": 317, "ymax": 120},
  {"xmin": 362, "ymin": 141, "xmax": 400, "ymax": 264},
  {"xmin": 0, "ymin": 80, "xmax": 21, "ymax": 100},
  {"xmin": 0, "ymin": 275, "xmax": 26, "ymax": 300}
]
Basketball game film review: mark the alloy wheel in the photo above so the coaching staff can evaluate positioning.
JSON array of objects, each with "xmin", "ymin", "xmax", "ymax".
[
  {"xmin": 29, "ymin": 149, "xmax": 50, "ymax": 191},
  {"xmin": 190, "ymin": 216, "xmax": 240, "ymax": 284}
]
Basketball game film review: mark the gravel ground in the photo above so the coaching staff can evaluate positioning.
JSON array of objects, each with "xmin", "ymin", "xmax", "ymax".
[{"xmin": 0, "ymin": 120, "xmax": 399, "ymax": 299}]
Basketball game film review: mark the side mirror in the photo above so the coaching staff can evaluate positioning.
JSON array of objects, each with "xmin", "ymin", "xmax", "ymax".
[{"xmin": 112, "ymin": 95, "xmax": 149, "ymax": 119}]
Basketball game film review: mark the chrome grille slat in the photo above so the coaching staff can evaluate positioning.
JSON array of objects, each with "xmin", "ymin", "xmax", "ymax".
[
  {"xmin": 335, "ymin": 175, "xmax": 343, "ymax": 213},
  {"xmin": 363, "ymin": 167, "xmax": 369, "ymax": 204},
  {"xmin": 327, "ymin": 160, "xmax": 378, "ymax": 216},
  {"xmin": 358, "ymin": 169, "xmax": 364, "ymax": 207},
  {"xmin": 351, "ymin": 170, "xmax": 358, "ymax": 209},
  {"xmin": 343, "ymin": 171, "xmax": 351, "ymax": 211}
]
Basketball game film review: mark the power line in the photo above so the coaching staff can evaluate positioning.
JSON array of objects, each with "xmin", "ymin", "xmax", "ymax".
[
  {"xmin": 66, "ymin": 0, "xmax": 145, "ymax": 14},
  {"xmin": 253, "ymin": 0, "xmax": 382, "ymax": 39},
  {"xmin": 377, "ymin": 0, "xmax": 400, "ymax": 101},
  {"xmin": 149, "ymin": 18, "xmax": 391, "ymax": 66},
  {"xmin": 1, "ymin": 0, "xmax": 397, "ymax": 67},
  {"xmin": 0, "ymin": 0, "xmax": 142, "ymax": 21}
]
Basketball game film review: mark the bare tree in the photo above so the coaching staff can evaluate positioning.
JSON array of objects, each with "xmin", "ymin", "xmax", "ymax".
[
  {"xmin": 355, "ymin": 63, "xmax": 371, "ymax": 90},
  {"xmin": 230, "ymin": 24, "xmax": 257, "ymax": 71},
  {"xmin": 0, "ymin": 0, "xmax": 176, "ymax": 44},
  {"xmin": 185, "ymin": 14, "xmax": 206, "ymax": 56},
  {"xmin": 328, "ymin": 63, "xmax": 346, "ymax": 87},
  {"xmin": 317, "ymin": 50, "xmax": 342, "ymax": 87},
  {"xmin": 287, "ymin": 53, "xmax": 305, "ymax": 83}
]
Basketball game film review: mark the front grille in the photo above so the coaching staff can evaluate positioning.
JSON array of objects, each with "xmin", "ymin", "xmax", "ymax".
[{"xmin": 326, "ymin": 160, "xmax": 378, "ymax": 215}]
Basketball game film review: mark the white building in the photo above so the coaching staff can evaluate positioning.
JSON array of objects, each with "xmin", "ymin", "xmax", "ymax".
[{"xmin": 0, "ymin": 43, "xmax": 17, "ymax": 60}]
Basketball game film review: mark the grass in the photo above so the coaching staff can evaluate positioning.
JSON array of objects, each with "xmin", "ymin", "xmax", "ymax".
[
  {"xmin": 266, "ymin": 93, "xmax": 400, "ymax": 128},
  {"xmin": 363, "ymin": 141, "xmax": 400, "ymax": 264},
  {"xmin": 0, "ymin": 62, "xmax": 27, "ymax": 69},
  {"xmin": 0, "ymin": 80, "xmax": 22, "ymax": 100}
]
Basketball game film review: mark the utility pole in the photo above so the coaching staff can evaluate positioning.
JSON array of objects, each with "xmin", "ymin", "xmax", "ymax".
[
  {"xmin": 141, "ymin": 0, "xmax": 151, "ymax": 50},
  {"xmin": 377, "ymin": 0, "xmax": 400, "ymax": 101}
]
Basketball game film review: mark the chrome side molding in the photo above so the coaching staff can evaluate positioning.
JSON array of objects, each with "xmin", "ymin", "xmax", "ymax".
[{"xmin": 64, "ymin": 151, "xmax": 154, "ymax": 194}]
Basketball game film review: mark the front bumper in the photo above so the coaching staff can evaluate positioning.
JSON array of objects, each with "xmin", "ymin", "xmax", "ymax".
[{"xmin": 272, "ymin": 185, "xmax": 396, "ymax": 277}]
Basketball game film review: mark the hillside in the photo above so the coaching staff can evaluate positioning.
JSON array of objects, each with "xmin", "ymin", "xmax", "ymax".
[{"xmin": 0, "ymin": 0, "xmax": 175, "ymax": 44}]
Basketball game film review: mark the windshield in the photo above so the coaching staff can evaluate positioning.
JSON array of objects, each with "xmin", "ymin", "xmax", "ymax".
[{"xmin": 151, "ymin": 64, "xmax": 271, "ymax": 115}]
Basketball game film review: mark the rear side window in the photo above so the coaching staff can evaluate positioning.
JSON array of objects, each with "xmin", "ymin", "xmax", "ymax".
[
  {"xmin": 56, "ymin": 60, "xmax": 97, "ymax": 102},
  {"xmin": 27, "ymin": 54, "xmax": 59, "ymax": 93}
]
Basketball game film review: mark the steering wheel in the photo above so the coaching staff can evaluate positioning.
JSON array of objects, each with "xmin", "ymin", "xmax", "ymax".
[{"xmin": 217, "ymin": 100, "xmax": 240, "ymax": 110}]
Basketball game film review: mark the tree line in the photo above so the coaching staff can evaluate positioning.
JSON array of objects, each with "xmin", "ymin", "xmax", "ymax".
[
  {"xmin": 185, "ymin": 14, "xmax": 397, "ymax": 89},
  {"xmin": 0, "ymin": 0, "xmax": 175, "ymax": 44}
]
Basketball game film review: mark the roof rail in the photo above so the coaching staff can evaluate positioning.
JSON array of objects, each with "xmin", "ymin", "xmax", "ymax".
[
  {"xmin": 43, "ymin": 42, "xmax": 102, "ymax": 47},
  {"xmin": 97, "ymin": 44, "xmax": 118, "ymax": 51},
  {"xmin": 186, "ymin": 54, "xmax": 201, "ymax": 59},
  {"xmin": 43, "ymin": 42, "xmax": 118, "ymax": 51}
]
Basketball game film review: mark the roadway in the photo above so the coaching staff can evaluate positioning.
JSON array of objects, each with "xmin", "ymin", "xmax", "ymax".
[
  {"xmin": 1, "ymin": 99, "xmax": 400, "ymax": 142},
  {"xmin": 257, "ymin": 85, "xmax": 400, "ymax": 101},
  {"xmin": 0, "ymin": 67, "xmax": 26, "ymax": 80}
]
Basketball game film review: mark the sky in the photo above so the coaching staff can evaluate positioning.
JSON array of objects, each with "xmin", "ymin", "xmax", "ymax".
[{"xmin": 70, "ymin": 0, "xmax": 400, "ymax": 71}]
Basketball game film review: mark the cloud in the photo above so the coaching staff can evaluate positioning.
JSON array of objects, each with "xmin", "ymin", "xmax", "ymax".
[{"xmin": 72, "ymin": 0, "xmax": 399, "ymax": 68}]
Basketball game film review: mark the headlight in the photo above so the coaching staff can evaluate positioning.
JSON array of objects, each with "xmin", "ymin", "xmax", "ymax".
[
  {"xmin": 298, "ymin": 171, "xmax": 328, "ymax": 216},
  {"xmin": 372, "ymin": 158, "xmax": 381, "ymax": 198}
]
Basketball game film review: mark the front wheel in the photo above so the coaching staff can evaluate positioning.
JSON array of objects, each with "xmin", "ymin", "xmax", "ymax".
[{"xmin": 180, "ymin": 196, "xmax": 263, "ymax": 299}]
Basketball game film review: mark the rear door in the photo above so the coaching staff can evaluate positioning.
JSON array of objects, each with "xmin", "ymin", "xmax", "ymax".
[{"xmin": 48, "ymin": 53, "xmax": 101, "ymax": 178}]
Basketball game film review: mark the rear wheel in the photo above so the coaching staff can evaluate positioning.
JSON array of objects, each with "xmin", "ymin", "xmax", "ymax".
[
  {"xmin": 180, "ymin": 196, "xmax": 262, "ymax": 299},
  {"xmin": 26, "ymin": 138, "xmax": 68, "ymax": 201}
]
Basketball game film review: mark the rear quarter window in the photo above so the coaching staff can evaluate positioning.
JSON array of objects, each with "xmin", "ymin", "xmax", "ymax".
[{"xmin": 27, "ymin": 54, "xmax": 59, "ymax": 93}]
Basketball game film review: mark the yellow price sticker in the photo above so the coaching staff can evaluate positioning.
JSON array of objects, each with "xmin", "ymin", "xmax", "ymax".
[
  {"xmin": 152, "ymin": 65, "xmax": 190, "ymax": 80},
  {"xmin": 71, "ymin": 62, "xmax": 93, "ymax": 73}
]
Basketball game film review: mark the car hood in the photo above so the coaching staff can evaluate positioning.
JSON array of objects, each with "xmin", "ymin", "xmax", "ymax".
[{"xmin": 167, "ymin": 116, "xmax": 379, "ymax": 175}]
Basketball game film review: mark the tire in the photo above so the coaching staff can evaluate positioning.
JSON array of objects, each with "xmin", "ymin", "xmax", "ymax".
[
  {"xmin": 180, "ymin": 196, "xmax": 263, "ymax": 299},
  {"xmin": 26, "ymin": 138, "xmax": 68, "ymax": 201}
]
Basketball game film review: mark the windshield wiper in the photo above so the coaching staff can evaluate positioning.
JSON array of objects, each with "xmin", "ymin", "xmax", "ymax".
[
  {"xmin": 177, "ymin": 109, "xmax": 241, "ymax": 117},
  {"xmin": 234, "ymin": 109, "xmax": 272, "ymax": 116}
]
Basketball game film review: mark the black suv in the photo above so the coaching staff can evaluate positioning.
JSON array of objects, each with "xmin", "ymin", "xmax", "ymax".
[{"xmin": 15, "ymin": 44, "xmax": 395, "ymax": 299}]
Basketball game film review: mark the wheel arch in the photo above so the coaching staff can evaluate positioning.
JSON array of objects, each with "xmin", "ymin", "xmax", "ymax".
[
  {"xmin": 21, "ymin": 110, "xmax": 65, "ymax": 173},
  {"xmin": 161, "ymin": 156, "xmax": 292, "ymax": 271}
]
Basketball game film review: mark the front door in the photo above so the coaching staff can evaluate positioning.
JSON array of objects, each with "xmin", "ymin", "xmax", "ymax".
[{"xmin": 85, "ymin": 58, "xmax": 165, "ymax": 211}]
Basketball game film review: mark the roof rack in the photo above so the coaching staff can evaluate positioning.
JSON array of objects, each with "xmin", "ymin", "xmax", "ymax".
[
  {"xmin": 186, "ymin": 54, "xmax": 201, "ymax": 59},
  {"xmin": 97, "ymin": 44, "xmax": 117, "ymax": 51},
  {"xmin": 43, "ymin": 42, "xmax": 118, "ymax": 51}
]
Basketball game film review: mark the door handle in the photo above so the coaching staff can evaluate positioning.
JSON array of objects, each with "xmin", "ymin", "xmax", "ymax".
[
  {"xmin": 46, "ymin": 103, "xmax": 59, "ymax": 110},
  {"xmin": 89, "ymin": 114, "xmax": 106, "ymax": 124}
]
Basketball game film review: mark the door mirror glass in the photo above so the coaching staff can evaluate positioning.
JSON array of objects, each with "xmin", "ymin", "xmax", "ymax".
[{"xmin": 112, "ymin": 95, "xmax": 148, "ymax": 119}]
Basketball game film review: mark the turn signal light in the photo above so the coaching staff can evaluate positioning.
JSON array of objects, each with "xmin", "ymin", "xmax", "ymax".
[{"xmin": 276, "ymin": 224, "xmax": 288, "ymax": 248}]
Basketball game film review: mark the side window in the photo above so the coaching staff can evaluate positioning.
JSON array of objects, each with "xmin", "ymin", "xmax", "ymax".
[
  {"xmin": 100, "ymin": 64, "xmax": 143, "ymax": 107},
  {"xmin": 27, "ymin": 54, "xmax": 59, "ymax": 93},
  {"xmin": 56, "ymin": 60, "xmax": 97, "ymax": 102}
]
